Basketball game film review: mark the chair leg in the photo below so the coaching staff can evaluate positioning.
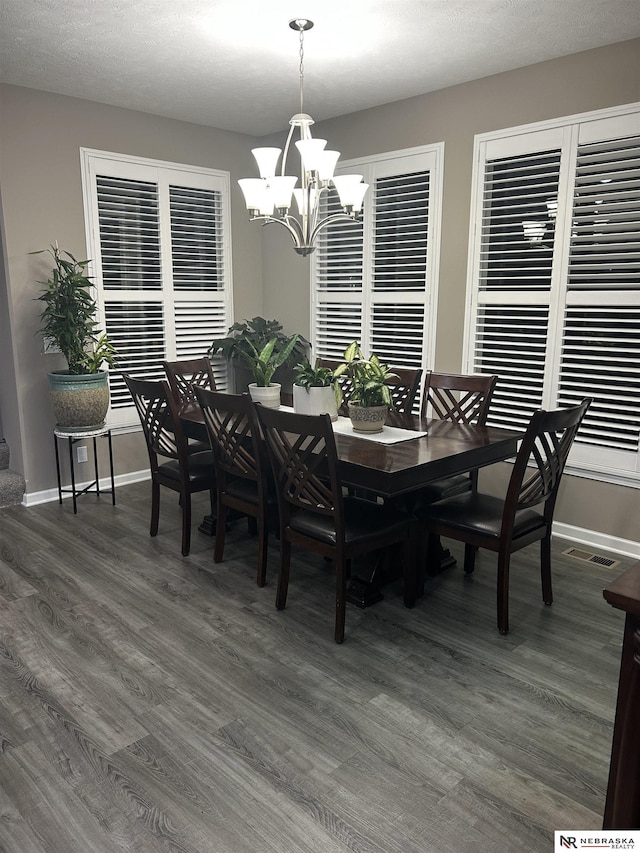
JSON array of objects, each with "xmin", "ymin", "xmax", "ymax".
[
  {"xmin": 214, "ymin": 500, "xmax": 228, "ymax": 563},
  {"xmin": 150, "ymin": 481, "xmax": 160, "ymax": 537},
  {"xmin": 335, "ymin": 559, "xmax": 347, "ymax": 644},
  {"xmin": 256, "ymin": 513, "xmax": 268, "ymax": 587},
  {"xmin": 247, "ymin": 516, "xmax": 258, "ymax": 536},
  {"xmin": 541, "ymin": 532, "xmax": 553, "ymax": 605},
  {"xmin": 464, "ymin": 544, "xmax": 477, "ymax": 574},
  {"xmin": 496, "ymin": 549, "xmax": 511, "ymax": 635},
  {"xmin": 181, "ymin": 491, "xmax": 192, "ymax": 557},
  {"xmin": 276, "ymin": 537, "xmax": 291, "ymax": 610}
]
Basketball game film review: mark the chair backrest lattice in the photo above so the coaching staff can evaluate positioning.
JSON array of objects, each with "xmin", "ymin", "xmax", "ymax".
[
  {"xmin": 422, "ymin": 372, "xmax": 498, "ymax": 425},
  {"xmin": 510, "ymin": 400, "xmax": 591, "ymax": 517},
  {"xmin": 256, "ymin": 408, "xmax": 341, "ymax": 522},
  {"xmin": 163, "ymin": 357, "xmax": 216, "ymax": 412},
  {"xmin": 388, "ymin": 367, "xmax": 423, "ymax": 414},
  {"xmin": 195, "ymin": 389, "xmax": 262, "ymax": 484},
  {"xmin": 123, "ymin": 375, "xmax": 185, "ymax": 468},
  {"xmin": 316, "ymin": 358, "xmax": 355, "ymax": 414}
]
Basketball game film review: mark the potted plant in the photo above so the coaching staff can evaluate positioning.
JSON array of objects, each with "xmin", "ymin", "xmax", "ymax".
[
  {"xmin": 236, "ymin": 334, "xmax": 301, "ymax": 408},
  {"xmin": 339, "ymin": 341, "xmax": 397, "ymax": 433},
  {"xmin": 34, "ymin": 243, "xmax": 117, "ymax": 431},
  {"xmin": 292, "ymin": 359, "xmax": 342, "ymax": 421},
  {"xmin": 209, "ymin": 317, "xmax": 309, "ymax": 394}
]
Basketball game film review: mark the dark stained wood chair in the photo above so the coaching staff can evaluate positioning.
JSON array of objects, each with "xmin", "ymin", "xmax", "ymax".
[
  {"xmin": 419, "ymin": 370, "xmax": 498, "ymax": 501},
  {"xmin": 387, "ymin": 366, "xmax": 423, "ymax": 414},
  {"xmin": 255, "ymin": 406, "xmax": 413, "ymax": 643},
  {"xmin": 407, "ymin": 398, "xmax": 592, "ymax": 634},
  {"xmin": 316, "ymin": 357, "xmax": 355, "ymax": 416},
  {"xmin": 123, "ymin": 374, "xmax": 215, "ymax": 556},
  {"xmin": 164, "ymin": 357, "xmax": 217, "ymax": 453},
  {"xmin": 195, "ymin": 388, "xmax": 275, "ymax": 587},
  {"xmin": 163, "ymin": 356, "xmax": 217, "ymax": 413}
]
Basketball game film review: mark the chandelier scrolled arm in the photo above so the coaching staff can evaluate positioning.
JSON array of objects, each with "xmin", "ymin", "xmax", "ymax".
[{"xmin": 238, "ymin": 19, "xmax": 369, "ymax": 257}]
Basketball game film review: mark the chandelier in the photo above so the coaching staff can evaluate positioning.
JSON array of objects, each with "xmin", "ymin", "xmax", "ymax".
[{"xmin": 238, "ymin": 19, "xmax": 369, "ymax": 257}]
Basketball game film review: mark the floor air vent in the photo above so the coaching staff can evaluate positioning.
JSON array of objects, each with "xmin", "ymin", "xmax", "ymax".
[{"xmin": 562, "ymin": 547, "xmax": 620, "ymax": 570}]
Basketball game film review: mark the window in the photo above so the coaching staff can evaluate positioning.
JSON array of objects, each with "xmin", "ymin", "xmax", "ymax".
[
  {"xmin": 81, "ymin": 149, "xmax": 233, "ymax": 427},
  {"xmin": 311, "ymin": 145, "xmax": 444, "ymax": 404},
  {"xmin": 464, "ymin": 105, "xmax": 640, "ymax": 484}
]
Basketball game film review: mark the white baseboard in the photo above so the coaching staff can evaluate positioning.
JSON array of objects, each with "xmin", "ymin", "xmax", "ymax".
[
  {"xmin": 23, "ymin": 469, "xmax": 150, "ymax": 507},
  {"xmin": 553, "ymin": 522, "xmax": 640, "ymax": 560},
  {"xmin": 20, "ymin": 476, "xmax": 640, "ymax": 561}
]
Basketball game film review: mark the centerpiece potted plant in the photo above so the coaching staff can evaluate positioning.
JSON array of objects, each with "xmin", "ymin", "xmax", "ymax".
[
  {"xmin": 34, "ymin": 243, "xmax": 117, "ymax": 431},
  {"xmin": 209, "ymin": 317, "xmax": 308, "ymax": 397},
  {"xmin": 292, "ymin": 359, "xmax": 342, "ymax": 421},
  {"xmin": 340, "ymin": 341, "xmax": 397, "ymax": 433}
]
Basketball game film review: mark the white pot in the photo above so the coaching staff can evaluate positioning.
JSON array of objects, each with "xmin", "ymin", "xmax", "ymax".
[
  {"xmin": 293, "ymin": 384, "xmax": 338, "ymax": 421},
  {"xmin": 248, "ymin": 382, "xmax": 281, "ymax": 408}
]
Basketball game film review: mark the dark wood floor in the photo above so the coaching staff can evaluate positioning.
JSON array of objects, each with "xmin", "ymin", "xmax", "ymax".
[{"xmin": 0, "ymin": 481, "xmax": 634, "ymax": 852}]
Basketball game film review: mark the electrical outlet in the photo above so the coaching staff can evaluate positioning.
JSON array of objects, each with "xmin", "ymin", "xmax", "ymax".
[{"xmin": 76, "ymin": 445, "xmax": 88, "ymax": 463}]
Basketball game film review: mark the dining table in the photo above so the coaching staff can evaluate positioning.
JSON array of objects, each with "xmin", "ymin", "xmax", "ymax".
[{"xmin": 181, "ymin": 401, "xmax": 521, "ymax": 607}]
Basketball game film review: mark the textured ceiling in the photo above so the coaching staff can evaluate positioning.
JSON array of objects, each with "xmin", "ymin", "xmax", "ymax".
[{"xmin": 1, "ymin": 0, "xmax": 639, "ymax": 136}]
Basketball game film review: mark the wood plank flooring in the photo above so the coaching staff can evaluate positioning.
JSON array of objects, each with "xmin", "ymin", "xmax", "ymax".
[{"xmin": 0, "ymin": 481, "xmax": 634, "ymax": 852}]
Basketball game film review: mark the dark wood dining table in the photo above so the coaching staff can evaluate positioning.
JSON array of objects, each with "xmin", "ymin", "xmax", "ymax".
[{"xmin": 181, "ymin": 403, "xmax": 521, "ymax": 606}]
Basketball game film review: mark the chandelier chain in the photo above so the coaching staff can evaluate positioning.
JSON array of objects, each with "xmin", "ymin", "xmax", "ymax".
[{"xmin": 298, "ymin": 25, "xmax": 305, "ymax": 115}]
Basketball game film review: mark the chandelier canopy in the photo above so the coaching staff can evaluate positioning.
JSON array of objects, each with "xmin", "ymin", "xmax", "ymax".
[{"xmin": 238, "ymin": 19, "xmax": 369, "ymax": 257}]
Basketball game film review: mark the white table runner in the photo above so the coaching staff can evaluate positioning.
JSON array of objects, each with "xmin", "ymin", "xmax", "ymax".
[
  {"xmin": 278, "ymin": 407, "xmax": 427, "ymax": 444},
  {"xmin": 332, "ymin": 416, "xmax": 427, "ymax": 444}
]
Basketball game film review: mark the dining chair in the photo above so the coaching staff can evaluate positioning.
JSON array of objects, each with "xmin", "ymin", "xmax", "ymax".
[
  {"xmin": 123, "ymin": 374, "xmax": 215, "ymax": 556},
  {"xmin": 195, "ymin": 388, "xmax": 275, "ymax": 587},
  {"xmin": 163, "ymin": 356, "xmax": 217, "ymax": 453},
  {"xmin": 418, "ymin": 371, "xmax": 499, "ymax": 502},
  {"xmin": 387, "ymin": 366, "xmax": 423, "ymax": 413},
  {"xmin": 163, "ymin": 356, "xmax": 217, "ymax": 412},
  {"xmin": 316, "ymin": 357, "xmax": 355, "ymax": 415},
  {"xmin": 255, "ymin": 406, "xmax": 413, "ymax": 643},
  {"xmin": 407, "ymin": 398, "xmax": 592, "ymax": 634}
]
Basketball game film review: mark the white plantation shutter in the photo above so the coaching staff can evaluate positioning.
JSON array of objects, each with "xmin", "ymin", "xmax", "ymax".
[
  {"xmin": 312, "ymin": 145, "xmax": 443, "ymax": 402},
  {"xmin": 468, "ymin": 137, "xmax": 562, "ymax": 429},
  {"xmin": 466, "ymin": 106, "xmax": 640, "ymax": 482},
  {"xmin": 81, "ymin": 150, "xmax": 233, "ymax": 426},
  {"xmin": 314, "ymin": 193, "xmax": 364, "ymax": 358}
]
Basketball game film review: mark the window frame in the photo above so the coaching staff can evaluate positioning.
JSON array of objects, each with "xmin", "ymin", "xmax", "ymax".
[
  {"xmin": 80, "ymin": 148, "xmax": 234, "ymax": 429},
  {"xmin": 463, "ymin": 103, "xmax": 640, "ymax": 488}
]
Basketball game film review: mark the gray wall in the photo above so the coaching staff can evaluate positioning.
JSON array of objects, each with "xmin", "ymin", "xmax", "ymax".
[
  {"xmin": 261, "ymin": 39, "xmax": 640, "ymax": 547},
  {"xmin": 0, "ymin": 85, "xmax": 265, "ymax": 493},
  {"xmin": 1, "ymin": 39, "xmax": 638, "ymax": 547}
]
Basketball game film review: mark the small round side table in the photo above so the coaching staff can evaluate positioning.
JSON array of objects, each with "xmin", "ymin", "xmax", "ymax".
[{"xmin": 53, "ymin": 425, "xmax": 116, "ymax": 513}]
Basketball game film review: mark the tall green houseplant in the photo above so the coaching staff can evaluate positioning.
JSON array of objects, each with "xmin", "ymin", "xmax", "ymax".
[
  {"xmin": 34, "ymin": 244, "xmax": 116, "ymax": 430},
  {"xmin": 35, "ymin": 244, "xmax": 116, "ymax": 374}
]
